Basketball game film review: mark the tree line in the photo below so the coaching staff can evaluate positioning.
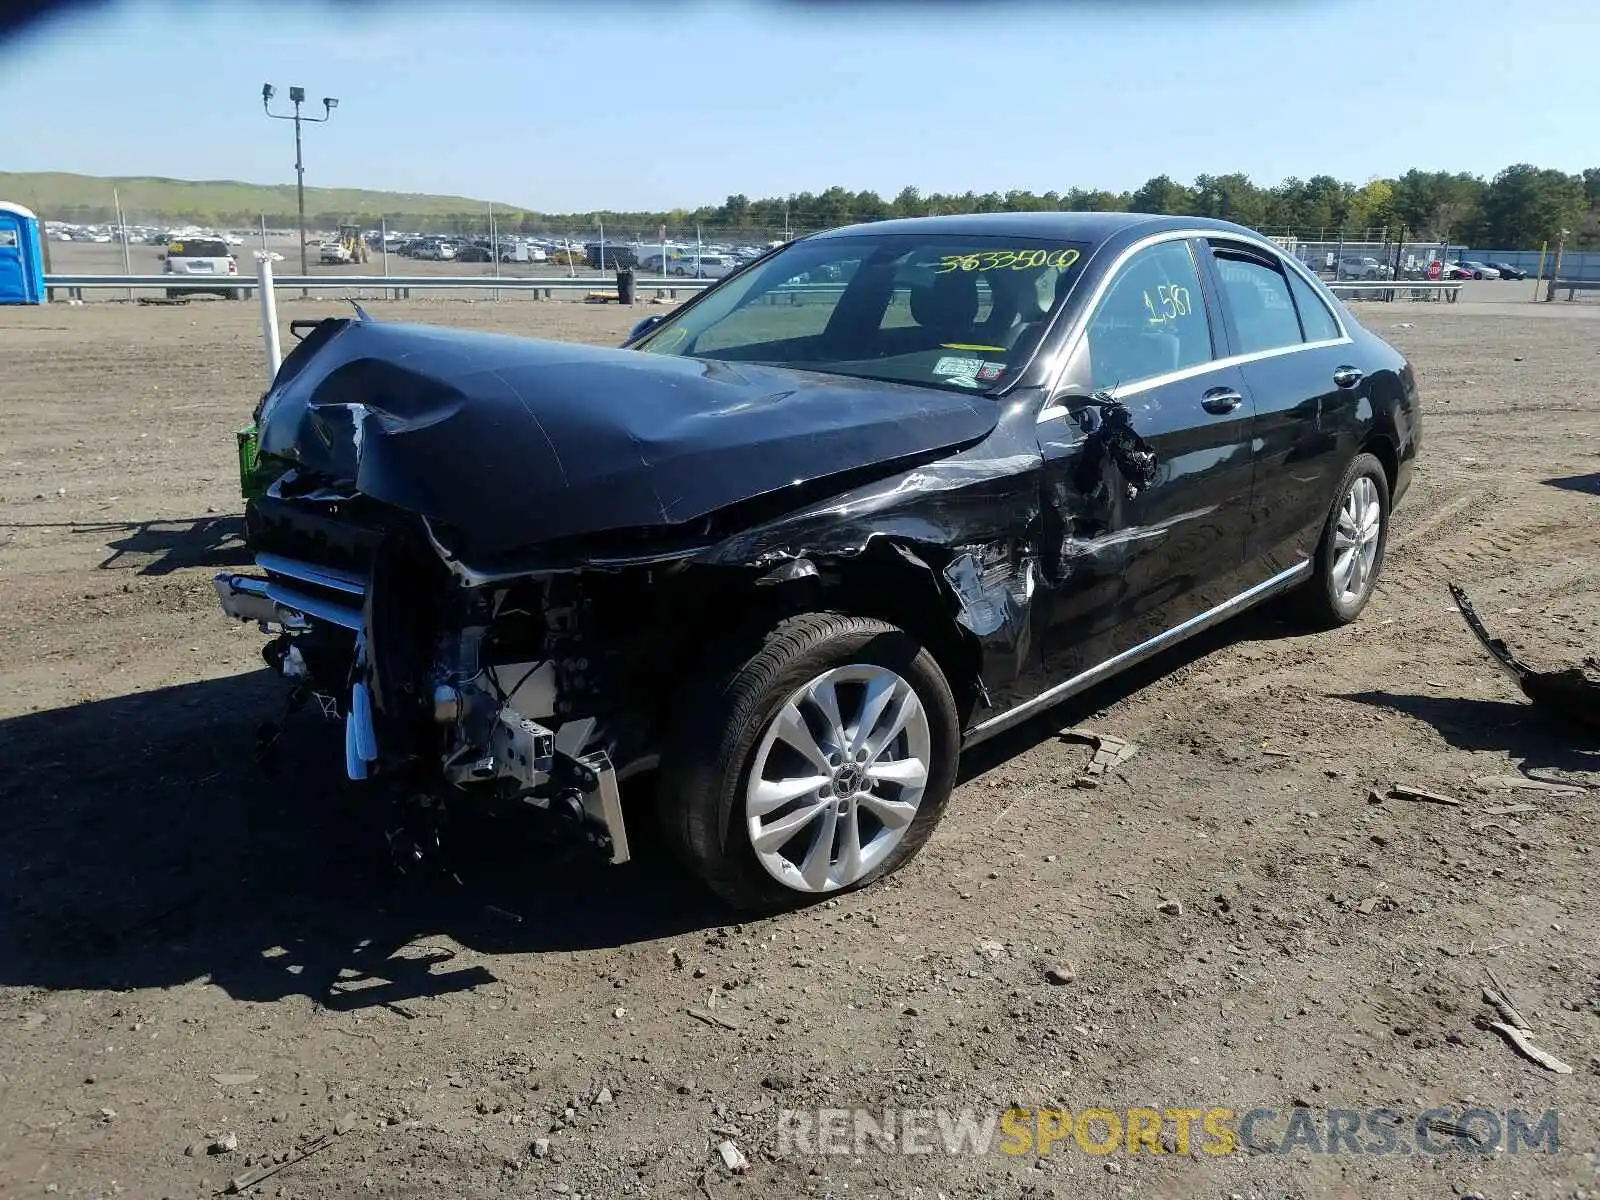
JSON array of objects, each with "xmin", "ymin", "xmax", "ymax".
[
  {"xmin": 50, "ymin": 164, "xmax": 1600, "ymax": 249},
  {"xmin": 616, "ymin": 165, "xmax": 1600, "ymax": 249}
]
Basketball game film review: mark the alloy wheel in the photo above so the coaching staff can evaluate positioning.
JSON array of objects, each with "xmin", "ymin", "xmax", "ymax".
[
  {"xmin": 1332, "ymin": 474, "xmax": 1382, "ymax": 605},
  {"xmin": 744, "ymin": 664, "xmax": 932, "ymax": 893}
]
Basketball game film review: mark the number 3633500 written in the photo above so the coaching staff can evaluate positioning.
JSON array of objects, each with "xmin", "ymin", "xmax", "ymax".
[{"xmin": 933, "ymin": 248, "xmax": 1082, "ymax": 273}]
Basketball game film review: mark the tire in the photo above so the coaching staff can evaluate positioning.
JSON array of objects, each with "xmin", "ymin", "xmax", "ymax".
[
  {"xmin": 658, "ymin": 612, "xmax": 961, "ymax": 913},
  {"xmin": 1299, "ymin": 452, "xmax": 1390, "ymax": 628}
]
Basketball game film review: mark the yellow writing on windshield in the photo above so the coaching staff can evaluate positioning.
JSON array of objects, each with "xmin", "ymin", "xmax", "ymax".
[{"xmin": 934, "ymin": 248, "xmax": 1081, "ymax": 274}]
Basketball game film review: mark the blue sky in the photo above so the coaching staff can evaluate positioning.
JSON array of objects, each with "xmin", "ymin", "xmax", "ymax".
[{"xmin": 1, "ymin": 0, "xmax": 1595, "ymax": 211}]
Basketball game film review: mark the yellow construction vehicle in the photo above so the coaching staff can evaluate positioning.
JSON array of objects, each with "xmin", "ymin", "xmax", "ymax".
[{"xmin": 337, "ymin": 222, "xmax": 369, "ymax": 264}]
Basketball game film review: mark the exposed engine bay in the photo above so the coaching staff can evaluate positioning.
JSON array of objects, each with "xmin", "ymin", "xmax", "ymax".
[{"xmin": 215, "ymin": 475, "xmax": 699, "ymax": 866}]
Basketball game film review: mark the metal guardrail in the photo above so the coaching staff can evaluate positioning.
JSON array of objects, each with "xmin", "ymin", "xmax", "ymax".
[
  {"xmin": 45, "ymin": 273, "xmax": 1468, "ymax": 300},
  {"xmin": 1327, "ymin": 281, "xmax": 1464, "ymax": 302},
  {"xmin": 43, "ymin": 273, "xmax": 714, "ymax": 293}
]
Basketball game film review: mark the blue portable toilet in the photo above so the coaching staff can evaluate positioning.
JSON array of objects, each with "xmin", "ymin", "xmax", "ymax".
[{"xmin": 0, "ymin": 202, "xmax": 46, "ymax": 304}]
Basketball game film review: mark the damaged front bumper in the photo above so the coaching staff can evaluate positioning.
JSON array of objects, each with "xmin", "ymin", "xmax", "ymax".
[{"xmin": 215, "ymin": 548, "xmax": 632, "ymax": 865}]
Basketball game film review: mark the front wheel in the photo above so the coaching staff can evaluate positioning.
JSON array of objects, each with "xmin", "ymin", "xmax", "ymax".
[
  {"xmin": 659, "ymin": 613, "xmax": 961, "ymax": 913},
  {"xmin": 1299, "ymin": 452, "xmax": 1390, "ymax": 627}
]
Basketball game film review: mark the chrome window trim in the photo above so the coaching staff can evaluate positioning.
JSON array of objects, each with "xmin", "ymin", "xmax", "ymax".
[
  {"xmin": 960, "ymin": 560, "xmax": 1312, "ymax": 746},
  {"xmin": 1035, "ymin": 227, "xmax": 1353, "ymax": 423}
]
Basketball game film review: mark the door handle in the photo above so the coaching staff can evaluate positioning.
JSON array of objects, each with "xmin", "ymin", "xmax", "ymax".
[
  {"xmin": 1200, "ymin": 386, "xmax": 1243, "ymax": 415},
  {"xmin": 1333, "ymin": 365, "xmax": 1364, "ymax": 389}
]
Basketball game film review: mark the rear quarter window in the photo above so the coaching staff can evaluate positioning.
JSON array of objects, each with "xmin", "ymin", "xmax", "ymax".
[{"xmin": 1286, "ymin": 269, "xmax": 1341, "ymax": 342}]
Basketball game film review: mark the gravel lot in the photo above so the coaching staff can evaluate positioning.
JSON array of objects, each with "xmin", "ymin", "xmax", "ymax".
[{"xmin": 1, "ymin": 295, "xmax": 1597, "ymax": 1200}]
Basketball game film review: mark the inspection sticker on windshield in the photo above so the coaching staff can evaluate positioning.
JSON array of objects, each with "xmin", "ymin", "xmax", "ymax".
[
  {"xmin": 976, "ymin": 361, "xmax": 1006, "ymax": 382},
  {"xmin": 933, "ymin": 356, "xmax": 983, "ymax": 378}
]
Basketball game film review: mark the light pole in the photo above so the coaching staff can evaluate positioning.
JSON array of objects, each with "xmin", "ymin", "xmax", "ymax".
[
  {"xmin": 261, "ymin": 83, "xmax": 338, "ymax": 281},
  {"xmin": 1545, "ymin": 227, "xmax": 1570, "ymax": 303}
]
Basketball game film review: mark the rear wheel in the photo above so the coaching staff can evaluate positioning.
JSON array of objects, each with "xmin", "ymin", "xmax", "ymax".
[
  {"xmin": 659, "ymin": 613, "xmax": 960, "ymax": 913},
  {"xmin": 1299, "ymin": 452, "xmax": 1390, "ymax": 627}
]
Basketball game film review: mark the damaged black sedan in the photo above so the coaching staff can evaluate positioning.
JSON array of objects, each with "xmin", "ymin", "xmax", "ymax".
[{"xmin": 218, "ymin": 213, "xmax": 1421, "ymax": 912}]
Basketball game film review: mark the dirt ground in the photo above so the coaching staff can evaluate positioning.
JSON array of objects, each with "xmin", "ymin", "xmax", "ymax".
[{"xmin": 0, "ymin": 294, "xmax": 1597, "ymax": 1200}]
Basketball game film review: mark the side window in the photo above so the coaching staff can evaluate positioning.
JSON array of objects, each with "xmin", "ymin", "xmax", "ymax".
[
  {"xmin": 1085, "ymin": 240, "xmax": 1212, "ymax": 391},
  {"xmin": 1285, "ymin": 267, "xmax": 1341, "ymax": 342},
  {"xmin": 1210, "ymin": 251, "xmax": 1302, "ymax": 354}
]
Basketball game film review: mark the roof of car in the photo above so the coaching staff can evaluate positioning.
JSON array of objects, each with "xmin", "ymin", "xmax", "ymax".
[{"xmin": 809, "ymin": 211, "xmax": 1265, "ymax": 248}]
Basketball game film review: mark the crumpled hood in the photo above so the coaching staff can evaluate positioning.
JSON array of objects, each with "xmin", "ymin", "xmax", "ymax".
[{"xmin": 256, "ymin": 319, "xmax": 999, "ymax": 556}]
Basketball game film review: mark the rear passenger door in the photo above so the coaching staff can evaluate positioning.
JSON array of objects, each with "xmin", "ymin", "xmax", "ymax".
[{"xmin": 1201, "ymin": 240, "xmax": 1358, "ymax": 580}]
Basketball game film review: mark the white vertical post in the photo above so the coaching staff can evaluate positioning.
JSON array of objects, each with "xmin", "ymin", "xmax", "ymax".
[
  {"xmin": 113, "ymin": 187, "xmax": 132, "ymax": 301},
  {"xmin": 490, "ymin": 205, "xmax": 500, "ymax": 300},
  {"xmin": 380, "ymin": 216, "xmax": 389, "ymax": 299},
  {"xmin": 695, "ymin": 223, "xmax": 702, "ymax": 276},
  {"xmin": 255, "ymin": 251, "xmax": 283, "ymax": 381},
  {"xmin": 259, "ymin": 213, "xmax": 268, "ymax": 252}
]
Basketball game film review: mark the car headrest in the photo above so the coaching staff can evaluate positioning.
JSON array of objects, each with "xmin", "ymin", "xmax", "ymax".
[{"xmin": 909, "ymin": 271, "xmax": 979, "ymax": 337}]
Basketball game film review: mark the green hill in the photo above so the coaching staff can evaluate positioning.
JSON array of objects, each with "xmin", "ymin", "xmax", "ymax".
[{"xmin": 0, "ymin": 171, "xmax": 524, "ymax": 229}]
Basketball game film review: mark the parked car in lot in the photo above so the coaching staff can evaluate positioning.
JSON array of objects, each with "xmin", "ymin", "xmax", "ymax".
[
  {"xmin": 161, "ymin": 237, "xmax": 243, "ymax": 300},
  {"xmin": 1336, "ymin": 256, "xmax": 1391, "ymax": 280},
  {"xmin": 1456, "ymin": 260, "xmax": 1500, "ymax": 279},
  {"xmin": 454, "ymin": 242, "xmax": 493, "ymax": 263},
  {"xmin": 1487, "ymin": 261, "xmax": 1527, "ymax": 280},
  {"xmin": 1438, "ymin": 261, "xmax": 1474, "ymax": 280},
  {"xmin": 680, "ymin": 252, "xmax": 737, "ymax": 279},
  {"xmin": 219, "ymin": 212, "xmax": 1420, "ymax": 912}
]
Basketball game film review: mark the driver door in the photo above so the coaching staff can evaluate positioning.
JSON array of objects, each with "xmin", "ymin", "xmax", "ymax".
[{"xmin": 1034, "ymin": 236, "xmax": 1258, "ymax": 674}]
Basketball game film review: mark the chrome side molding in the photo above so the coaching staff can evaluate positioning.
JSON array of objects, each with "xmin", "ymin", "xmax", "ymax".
[{"xmin": 962, "ymin": 561, "xmax": 1312, "ymax": 747}]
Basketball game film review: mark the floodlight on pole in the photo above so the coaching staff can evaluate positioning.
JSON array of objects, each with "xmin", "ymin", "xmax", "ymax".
[{"xmin": 262, "ymin": 82, "xmax": 340, "ymax": 282}]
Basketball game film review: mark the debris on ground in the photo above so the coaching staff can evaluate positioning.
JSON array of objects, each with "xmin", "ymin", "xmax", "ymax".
[
  {"xmin": 222, "ymin": 1124, "xmax": 344, "ymax": 1194},
  {"xmin": 209, "ymin": 1132, "xmax": 238, "ymax": 1154},
  {"xmin": 208, "ymin": 1073, "xmax": 258, "ymax": 1087},
  {"xmin": 1468, "ymin": 819, "xmax": 1522, "ymax": 836},
  {"xmin": 1482, "ymin": 802, "xmax": 1539, "ymax": 816},
  {"xmin": 1388, "ymin": 782, "xmax": 1463, "ymax": 807},
  {"xmin": 715, "ymin": 1139, "xmax": 749, "ymax": 1174},
  {"xmin": 1475, "ymin": 774, "xmax": 1584, "ymax": 795},
  {"xmin": 1483, "ymin": 980, "xmax": 1530, "ymax": 1032},
  {"xmin": 1450, "ymin": 582, "xmax": 1600, "ymax": 730},
  {"xmin": 686, "ymin": 1008, "xmax": 739, "ymax": 1032},
  {"xmin": 1060, "ymin": 728, "xmax": 1141, "ymax": 780},
  {"xmin": 1479, "ymin": 968, "xmax": 1573, "ymax": 1074},
  {"xmin": 1486, "ymin": 1021, "xmax": 1573, "ymax": 1074}
]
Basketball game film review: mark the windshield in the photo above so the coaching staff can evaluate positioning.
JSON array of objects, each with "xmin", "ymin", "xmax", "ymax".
[{"xmin": 633, "ymin": 232, "xmax": 1092, "ymax": 392}]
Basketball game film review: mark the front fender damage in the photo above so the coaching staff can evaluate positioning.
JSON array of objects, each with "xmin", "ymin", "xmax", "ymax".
[{"xmin": 231, "ymin": 432, "xmax": 1050, "ymax": 880}]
